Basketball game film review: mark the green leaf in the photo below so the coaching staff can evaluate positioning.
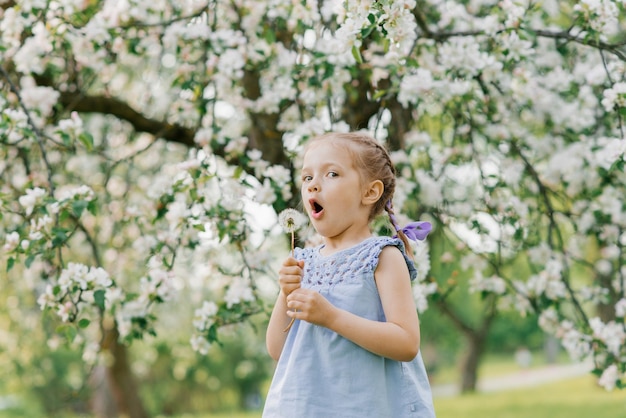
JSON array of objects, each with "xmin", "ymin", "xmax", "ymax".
[
  {"xmin": 78, "ymin": 132, "xmax": 94, "ymax": 151},
  {"xmin": 94, "ymin": 289, "xmax": 106, "ymax": 311},
  {"xmin": 51, "ymin": 227, "xmax": 68, "ymax": 247},
  {"xmin": 361, "ymin": 24, "xmax": 375, "ymax": 38},
  {"xmin": 263, "ymin": 27, "xmax": 276, "ymax": 43},
  {"xmin": 372, "ymin": 89, "xmax": 387, "ymax": 101},
  {"xmin": 78, "ymin": 318, "xmax": 90, "ymax": 328},
  {"xmin": 57, "ymin": 324, "xmax": 77, "ymax": 342},
  {"xmin": 87, "ymin": 200, "xmax": 98, "ymax": 215},
  {"xmin": 207, "ymin": 324, "xmax": 218, "ymax": 343},
  {"xmin": 59, "ymin": 131, "xmax": 72, "ymax": 147},
  {"xmin": 71, "ymin": 200, "xmax": 89, "ymax": 217},
  {"xmin": 58, "ymin": 209, "xmax": 70, "ymax": 222},
  {"xmin": 25, "ymin": 255, "xmax": 35, "ymax": 268},
  {"xmin": 7, "ymin": 257, "xmax": 15, "ymax": 272},
  {"xmin": 351, "ymin": 45, "xmax": 363, "ymax": 64}
]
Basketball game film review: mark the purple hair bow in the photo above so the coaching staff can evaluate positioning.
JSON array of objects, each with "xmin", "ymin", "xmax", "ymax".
[
  {"xmin": 394, "ymin": 221, "xmax": 432, "ymax": 241},
  {"xmin": 387, "ymin": 200, "xmax": 432, "ymax": 241}
]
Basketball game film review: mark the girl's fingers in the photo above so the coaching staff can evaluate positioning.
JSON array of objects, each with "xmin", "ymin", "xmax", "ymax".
[
  {"xmin": 286, "ymin": 290, "xmax": 315, "ymax": 310},
  {"xmin": 282, "ymin": 256, "xmax": 300, "ymax": 267},
  {"xmin": 286, "ymin": 290, "xmax": 334, "ymax": 327},
  {"xmin": 279, "ymin": 275, "xmax": 301, "ymax": 289}
]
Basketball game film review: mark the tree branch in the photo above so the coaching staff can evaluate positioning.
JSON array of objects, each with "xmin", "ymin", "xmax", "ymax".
[
  {"xmin": 1, "ymin": 1, "xmax": 16, "ymax": 10},
  {"xmin": 56, "ymin": 91, "xmax": 197, "ymax": 147},
  {"xmin": 435, "ymin": 298, "xmax": 476, "ymax": 335},
  {"xmin": 532, "ymin": 29, "xmax": 626, "ymax": 61}
]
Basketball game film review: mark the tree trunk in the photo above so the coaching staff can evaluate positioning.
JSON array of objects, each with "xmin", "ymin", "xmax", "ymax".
[
  {"xmin": 597, "ymin": 273, "xmax": 617, "ymax": 322},
  {"xmin": 436, "ymin": 295, "xmax": 497, "ymax": 393},
  {"xmin": 459, "ymin": 331, "xmax": 487, "ymax": 393},
  {"xmin": 544, "ymin": 334, "xmax": 560, "ymax": 364},
  {"xmin": 91, "ymin": 326, "xmax": 150, "ymax": 418}
]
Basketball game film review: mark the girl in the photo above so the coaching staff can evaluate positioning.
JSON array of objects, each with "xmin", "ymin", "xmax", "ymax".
[{"xmin": 263, "ymin": 132, "xmax": 436, "ymax": 417}]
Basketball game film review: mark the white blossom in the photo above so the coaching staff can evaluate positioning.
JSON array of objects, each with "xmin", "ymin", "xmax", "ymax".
[
  {"xmin": 602, "ymin": 82, "xmax": 626, "ymax": 112},
  {"xmin": 538, "ymin": 307, "xmax": 559, "ymax": 333},
  {"xmin": 469, "ymin": 274, "xmax": 507, "ymax": 295},
  {"xmin": 37, "ymin": 284, "xmax": 56, "ymax": 310},
  {"xmin": 57, "ymin": 111, "xmax": 84, "ymax": 135},
  {"xmin": 192, "ymin": 301, "xmax": 219, "ymax": 331},
  {"xmin": 265, "ymin": 165, "xmax": 292, "ymax": 187},
  {"xmin": 13, "ymin": 22, "xmax": 52, "ymax": 74},
  {"xmin": 598, "ymin": 364, "xmax": 619, "ymax": 391},
  {"xmin": 3, "ymin": 231, "xmax": 20, "ymax": 251},
  {"xmin": 18, "ymin": 187, "xmax": 47, "ymax": 216},
  {"xmin": 615, "ymin": 299, "xmax": 626, "ymax": 318},
  {"xmin": 224, "ymin": 277, "xmax": 255, "ymax": 308},
  {"xmin": 255, "ymin": 179, "xmax": 277, "ymax": 205},
  {"xmin": 56, "ymin": 302, "xmax": 73, "ymax": 322},
  {"xmin": 190, "ymin": 334, "xmax": 211, "ymax": 355},
  {"xmin": 574, "ymin": 0, "xmax": 620, "ymax": 32},
  {"xmin": 398, "ymin": 69, "xmax": 436, "ymax": 107},
  {"xmin": 589, "ymin": 317, "xmax": 625, "ymax": 356},
  {"xmin": 19, "ymin": 77, "xmax": 60, "ymax": 121},
  {"xmin": 557, "ymin": 320, "xmax": 592, "ymax": 361},
  {"xmin": 82, "ymin": 342, "xmax": 101, "ymax": 365},
  {"xmin": 412, "ymin": 282, "xmax": 437, "ymax": 313},
  {"xmin": 57, "ymin": 185, "xmax": 95, "ymax": 202}
]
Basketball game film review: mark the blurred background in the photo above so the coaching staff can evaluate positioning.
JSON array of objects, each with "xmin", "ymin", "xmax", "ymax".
[{"xmin": 2, "ymin": 1, "xmax": 626, "ymax": 417}]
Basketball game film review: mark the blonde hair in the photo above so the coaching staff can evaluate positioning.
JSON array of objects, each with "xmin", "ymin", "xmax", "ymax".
[{"xmin": 305, "ymin": 132, "xmax": 413, "ymax": 256}]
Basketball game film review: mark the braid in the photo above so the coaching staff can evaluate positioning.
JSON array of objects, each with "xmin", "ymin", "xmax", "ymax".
[
  {"xmin": 385, "ymin": 200, "xmax": 414, "ymax": 260},
  {"xmin": 351, "ymin": 134, "xmax": 396, "ymax": 220}
]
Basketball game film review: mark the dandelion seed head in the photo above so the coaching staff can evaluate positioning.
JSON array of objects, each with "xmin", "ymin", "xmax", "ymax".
[{"xmin": 278, "ymin": 208, "xmax": 307, "ymax": 233}]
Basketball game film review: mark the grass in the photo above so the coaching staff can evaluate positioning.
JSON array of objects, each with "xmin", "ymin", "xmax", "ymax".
[
  {"xmin": 431, "ymin": 352, "xmax": 572, "ymax": 386},
  {"xmin": 434, "ymin": 375, "xmax": 626, "ymax": 418},
  {"xmin": 2, "ymin": 365, "xmax": 624, "ymax": 418},
  {"xmin": 189, "ymin": 375, "xmax": 626, "ymax": 418}
]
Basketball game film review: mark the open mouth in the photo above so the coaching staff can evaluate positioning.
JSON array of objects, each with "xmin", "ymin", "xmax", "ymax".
[{"xmin": 309, "ymin": 199, "xmax": 324, "ymax": 219}]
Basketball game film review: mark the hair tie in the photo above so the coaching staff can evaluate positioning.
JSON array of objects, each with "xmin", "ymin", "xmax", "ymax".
[
  {"xmin": 394, "ymin": 221, "xmax": 432, "ymax": 242},
  {"xmin": 386, "ymin": 200, "xmax": 432, "ymax": 241}
]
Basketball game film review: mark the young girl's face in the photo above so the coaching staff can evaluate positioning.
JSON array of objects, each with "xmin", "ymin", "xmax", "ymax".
[{"xmin": 300, "ymin": 140, "xmax": 373, "ymax": 240}]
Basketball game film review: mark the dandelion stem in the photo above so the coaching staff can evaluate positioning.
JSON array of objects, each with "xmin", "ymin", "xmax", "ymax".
[
  {"xmin": 284, "ymin": 230, "xmax": 297, "ymax": 332},
  {"xmin": 278, "ymin": 209, "xmax": 305, "ymax": 333},
  {"xmin": 283, "ymin": 314, "xmax": 297, "ymax": 332}
]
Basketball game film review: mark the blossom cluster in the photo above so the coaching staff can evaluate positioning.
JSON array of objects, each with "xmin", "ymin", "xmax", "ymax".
[{"xmin": 37, "ymin": 262, "xmax": 114, "ymax": 323}]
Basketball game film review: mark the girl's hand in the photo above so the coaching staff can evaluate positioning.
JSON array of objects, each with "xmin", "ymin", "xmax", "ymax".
[
  {"xmin": 285, "ymin": 288, "xmax": 336, "ymax": 327},
  {"xmin": 278, "ymin": 256, "xmax": 304, "ymax": 297}
]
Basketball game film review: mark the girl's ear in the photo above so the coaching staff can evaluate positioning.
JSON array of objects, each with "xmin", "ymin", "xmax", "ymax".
[{"xmin": 362, "ymin": 180, "xmax": 384, "ymax": 205}]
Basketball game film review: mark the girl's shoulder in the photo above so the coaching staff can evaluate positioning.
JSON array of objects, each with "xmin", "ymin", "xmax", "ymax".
[{"xmin": 366, "ymin": 236, "xmax": 417, "ymax": 281}]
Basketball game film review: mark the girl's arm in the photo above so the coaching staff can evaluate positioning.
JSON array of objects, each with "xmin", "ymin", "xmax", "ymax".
[
  {"xmin": 285, "ymin": 246, "xmax": 420, "ymax": 362},
  {"xmin": 265, "ymin": 257, "xmax": 304, "ymax": 361}
]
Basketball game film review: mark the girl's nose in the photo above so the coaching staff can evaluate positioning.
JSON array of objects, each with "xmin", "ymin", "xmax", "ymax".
[{"xmin": 307, "ymin": 179, "xmax": 320, "ymax": 192}]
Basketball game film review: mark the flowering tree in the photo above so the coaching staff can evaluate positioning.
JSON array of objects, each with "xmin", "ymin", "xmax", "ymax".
[{"xmin": 2, "ymin": 0, "xmax": 626, "ymax": 415}]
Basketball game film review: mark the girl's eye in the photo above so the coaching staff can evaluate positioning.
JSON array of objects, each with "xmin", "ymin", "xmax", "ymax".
[
  {"xmin": 302, "ymin": 175, "xmax": 312, "ymax": 182},
  {"xmin": 328, "ymin": 171, "xmax": 338, "ymax": 177}
]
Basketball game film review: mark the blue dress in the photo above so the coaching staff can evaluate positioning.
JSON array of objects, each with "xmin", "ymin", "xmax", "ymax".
[{"xmin": 263, "ymin": 236, "xmax": 436, "ymax": 417}]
